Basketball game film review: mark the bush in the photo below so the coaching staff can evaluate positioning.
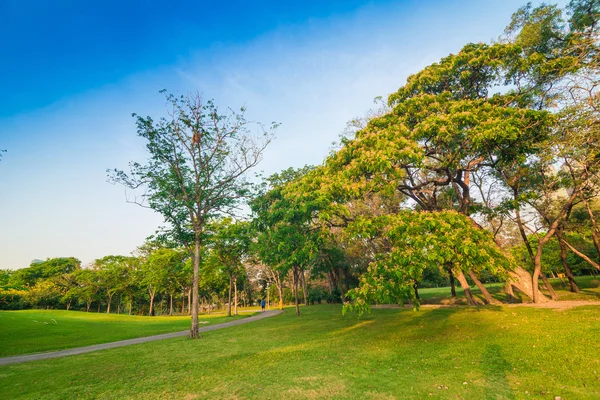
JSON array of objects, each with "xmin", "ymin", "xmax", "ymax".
[
  {"xmin": 307, "ymin": 287, "xmax": 327, "ymax": 304},
  {"xmin": 0, "ymin": 286, "xmax": 30, "ymax": 310}
]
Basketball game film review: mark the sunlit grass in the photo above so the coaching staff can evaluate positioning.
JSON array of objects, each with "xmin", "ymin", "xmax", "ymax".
[
  {"xmin": 0, "ymin": 309, "xmax": 247, "ymax": 356},
  {"xmin": 1, "ymin": 304, "xmax": 599, "ymax": 399}
]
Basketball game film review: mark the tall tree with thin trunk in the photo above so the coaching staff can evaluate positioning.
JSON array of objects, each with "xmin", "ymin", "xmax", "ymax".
[
  {"xmin": 110, "ymin": 91, "xmax": 274, "ymax": 338},
  {"xmin": 251, "ymin": 167, "xmax": 323, "ymax": 316}
]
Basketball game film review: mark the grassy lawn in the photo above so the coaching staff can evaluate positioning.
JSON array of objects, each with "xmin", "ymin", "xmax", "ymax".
[
  {"xmin": 419, "ymin": 275, "xmax": 600, "ymax": 305},
  {"xmin": 1, "ymin": 304, "xmax": 599, "ymax": 399},
  {"xmin": 0, "ymin": 310, "xmax": 248, "ymax": 357}
]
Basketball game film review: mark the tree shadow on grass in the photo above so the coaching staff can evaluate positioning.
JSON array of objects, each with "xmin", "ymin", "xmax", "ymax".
[
  {"xmin": 579, "ymin": 289, "xmax": 600, "ymax": 299},
  {"xmin": 481, "ymin": 344, "xmax": 516, "ymax": 400}
]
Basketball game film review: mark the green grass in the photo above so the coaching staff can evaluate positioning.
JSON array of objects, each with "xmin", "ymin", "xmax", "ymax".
[
  {"xmin": 1, "ymin": 304, "xmax": 599, "ymax": 399},
  {"xmin": 0, "ymin": 310, "xmax": 248, "ymax": 357},
  {"xmin": 419, "ymin": 275, "xmax": 600, "ymax": 304}
]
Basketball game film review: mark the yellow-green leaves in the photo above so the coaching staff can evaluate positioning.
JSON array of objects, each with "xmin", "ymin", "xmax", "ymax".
[{"xmin": 344, "ymin": 211, "xmax": 513, "ymax": 316}]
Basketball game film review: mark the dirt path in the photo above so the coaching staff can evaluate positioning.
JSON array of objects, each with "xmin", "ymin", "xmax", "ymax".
[
  {"xmin": 0, "ymin": 310, "xmax": 283, "ymax": 367},
  {"xmin": 374, "ymin": 300, "xmax": 600, "ymax": 310},
  {"xmin": 505, "ymin": 300, "xmax": 600, "ymax": 310}
]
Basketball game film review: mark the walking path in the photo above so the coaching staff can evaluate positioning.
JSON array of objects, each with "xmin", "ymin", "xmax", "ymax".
[{"xmin": 0, "ymin": 310, "xmax": 283, "ymax": 367}]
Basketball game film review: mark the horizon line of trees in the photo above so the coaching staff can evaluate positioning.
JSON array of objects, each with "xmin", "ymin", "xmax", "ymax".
[{"xmin": 3, "ymin": 1, "xmax": 600, "ymax": 321}]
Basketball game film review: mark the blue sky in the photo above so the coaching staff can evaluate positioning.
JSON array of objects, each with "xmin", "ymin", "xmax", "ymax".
[{"xmin": 0, "ymin": 0, "xmax": 566, "ymax": 269}]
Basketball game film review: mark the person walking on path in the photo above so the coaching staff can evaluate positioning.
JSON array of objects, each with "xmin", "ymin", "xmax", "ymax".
[{"xmin": 261, "ymin": 299, "xmax": 266, "ymax": 312}]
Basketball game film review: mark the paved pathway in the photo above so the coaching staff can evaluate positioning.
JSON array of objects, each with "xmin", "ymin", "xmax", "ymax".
[{"xmin": 0, "ymin": 310, "xmax": 283, "ymax": 367}]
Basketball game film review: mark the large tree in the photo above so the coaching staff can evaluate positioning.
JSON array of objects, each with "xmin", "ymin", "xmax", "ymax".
[{"xmin": 110, "ymin": 92, "xmax": 275, "ymax": 337}]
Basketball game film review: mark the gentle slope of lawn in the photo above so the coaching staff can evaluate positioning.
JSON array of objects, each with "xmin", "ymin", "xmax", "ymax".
[
  {"xmin": 0, "ymin": 310, "xmax": 248, "ymax": 357},
  {"xmin": 419, "ymin": 275, "xmax": 600, "ymax": 304},
  {"xmin": 1, "ymin": 304, "xmax": 599, "ymax": 399}
]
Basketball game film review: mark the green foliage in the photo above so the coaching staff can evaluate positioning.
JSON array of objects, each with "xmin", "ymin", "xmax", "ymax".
[
  {"xmin": 0, "ymin": 286, "xmax": 29, "ymax": 310},
  {"xmin": 251, "ymin": 167, "xmax": 325, "ymax": 276},
  {"xmin": 567, "ymin": 0, "xmax": 600, "ymax": 33},
  {"xmin": 344, "ymin": 211, "xmax": 513, "ymax": 315},
  {"xmin": 142, "ymin": 248, "xmax": 186, "ymax": 297},
  {"xmin": 208, "ymin": 218, "xmax": 251, "ymax": 278},
  {"xmin": 512, "ymin": 232, "xmax": 598, "ymax": 274},
  {"xmin": 0, "ymin": 269, "xmax": 12, "ymax": 285},
  {"xmin": 9, "ymin": 258, "xmax": 81, "ymax": 288}
]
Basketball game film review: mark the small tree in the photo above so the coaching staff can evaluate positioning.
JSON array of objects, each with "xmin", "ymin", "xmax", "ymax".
[
  {"xmin": 141, "ymin": 248, "xmax": 183, "ymax": 316},
  {"xmin": 110, "ymin": 92, "xmax": 275, "ymax": 337},
  {"xmin": 94, "ymin": 256, "xmax": 130, "ymax": 313},
  {"xmin": 209, "ymin": 218, "xmax": 251, "ymax": 317},
  {"xmin": 71, "ymin": 269, "xmax": 100, "ymax": 312}
]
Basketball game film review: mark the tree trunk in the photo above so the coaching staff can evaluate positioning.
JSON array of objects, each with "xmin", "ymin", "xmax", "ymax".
[
  {"xmin": 276, "ymin": 279, "xmax": 284, "ymax": 309},
  {"xmin": 181, "ymin": 291, "xmax": 186, "ymax": 314},
  {"xmin": 505, "ymin": 282, "xmax": 515, "ymax": 303},
  {"xmin": 448, "ymin": 267, "xmax": 457, "ymax": 297},
  {"xmin": 290, "ymin": 271, "xmax": 296, "ymax": 303},
  {"xmin": 149, "ymin": 291, "xmax": 155, "ymax": 317},
  {"xmin": 129, "ymin": 299, "xmax": 132, "ymax": 315},
  {"xmin": 467, "ymin": 270, "xmax": 495, "ymax": 304},
  {"xmin": 169, "ymin": 293, "xmax": 173, "ymax": 316},
  {"xmin": 190, "ymin": 237, "xmax": 201, "ymax": 338},
  {"xmin": 532, "ymin": 247, "xmax": 543, "ymax": 304},
  {"xmin": 539, "ymin": 271, "xmax": 559, "ymax": 301},
  {"xmin": 107, "ymin": 294, "xmax": 113, "ymax": 313},
  {"xmin": 66, "ymin": 300, "xmax": 71, "ymax": 311},
  {"xmin": 558, "ymin": 237, "xmax": 580, "ymax": 292},
  {"xmin": 455, "ymin": 270, "xmax": 477, "ymax": 305},
  {"xmin": 187, "ymin": 288, "xmax": 191, "ymax": 315},
  {"xmin": 562, "ymin": 238, "xmax": 600, "ymax": 270},
  {"xmin": 228, "ymin": 274, "xmax": 233, "ymax": 317},
  {"xmin": 582, "ymin": 195, "xmax": 600, "ymax": 259},
  {"xmin": 293, "ymin": 267, "xmax": 300, "ymax": 316},
  {"xmin": 413, "ymin": 282, "xmax": 420, "ymax": 300},
  {"xmin": 86, "ymin": 301, "xmax": 91, "ymax": 312},
  {"xmin": 532, "ymin": 190, "xmax": 579, "ymax": 303},
  {"xmin": 514, "ymin": 203, "xmax": 558, "ymax": 300},
  {"xmin": 330, "ymin": 267, "xmax": 346, "ymax": 301},
  {"xmin": 508, "ymin": 267, "xmax": 548, "ymax": 303},
  {"xmin": 301, "ymin": 270, "xmax": 308, "ymax": 305},
  {"xmin": 234, "ymin": 276, "xmax": 238, "ymax": 316}
]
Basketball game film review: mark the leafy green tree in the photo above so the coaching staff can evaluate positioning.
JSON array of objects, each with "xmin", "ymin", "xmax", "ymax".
[
  {"xmin": 252, "ymin": 167, "xmax": 326, "ymax": 315},
  {"xmin": 24, "ymin": 280, "xmax": 63, "ymax": 308},
  {"xmin": 94, "ymin": 256, "xmax": 137, "ymax": 313},
  {"xmin": 69, "ymin": 269, "xmax": 100, "ymax": 312},
  {"xmin": 344, "ymin": 211, "xmax": 512, "ymax": 315},
  {"xmin": 0, "ymin": 270, "xmax": 13, "ymax": 286},
  {"xmin": 53, "ymin": 272, "xmax": 79, "ymax": 310},
  {"xmin": 209, "ymin": 218, "xmax": 251, "ymax": 316},
  {"xmin": 10, "ymin": 257, "xmax": 81, "ymax": 287},
  {"xmin": 110, "ymin": 92, "xmax": 275, "ymax": 337},
  {"xmin": 309, "ymin": 0, "xmax": 600, "ymax": 305},
  {"xmin": 141, "ymin": 248, "xmax": 185, "ymax": 316}
]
